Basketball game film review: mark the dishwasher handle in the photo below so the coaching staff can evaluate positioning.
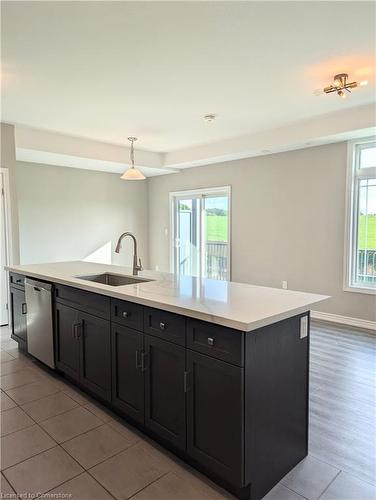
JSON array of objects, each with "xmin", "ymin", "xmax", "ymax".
[{"xmin": 25, "ymin": 279, "xmax": 52, "ymax": 294}]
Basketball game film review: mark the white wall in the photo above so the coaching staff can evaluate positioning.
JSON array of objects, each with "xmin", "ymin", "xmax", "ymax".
[
  {"xmin": 16, "ymin": 162, "xmax": 149, "ymax": 268},
  {"xmin": 148, "ymin": 142, "xmax": 376, "ymax": 322}
]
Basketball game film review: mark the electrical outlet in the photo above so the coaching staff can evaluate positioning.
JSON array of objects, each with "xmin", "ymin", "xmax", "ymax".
[
  {"xmin": 282, "ymin": 280, "xmax": 288, "ymax": 289},
  {"xmin": 300, "ymin": 315, "xmax": 308, "ymax": 339}
]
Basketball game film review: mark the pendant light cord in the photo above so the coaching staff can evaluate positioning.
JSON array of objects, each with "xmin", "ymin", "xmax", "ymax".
[
  {"xmin": 127, "ymin": 136, "xmax": 138, "ymax": 169},
  {"xmin": 130, "ymin": 138, "xmax": 135, "ymax": 169}
]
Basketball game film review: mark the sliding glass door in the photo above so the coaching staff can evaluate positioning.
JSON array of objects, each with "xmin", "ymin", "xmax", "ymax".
[{"xmin": 171, "ymin": 187, "xmax": 230, "ymax": 280}]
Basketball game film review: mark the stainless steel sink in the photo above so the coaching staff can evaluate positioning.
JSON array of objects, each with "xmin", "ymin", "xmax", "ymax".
[{"xmin": 76, "ymin": 273, "xmax": 154, "ymax": 286}]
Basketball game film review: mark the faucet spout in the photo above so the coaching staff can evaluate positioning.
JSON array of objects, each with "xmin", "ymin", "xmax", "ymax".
[{"xmin": 115, "ymin": 232, "xmax": 143, "ymax": 276}]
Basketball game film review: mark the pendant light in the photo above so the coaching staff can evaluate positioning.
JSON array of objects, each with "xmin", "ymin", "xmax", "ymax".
[{"xmin": 120, "ymin": 137, "xmax": 146, "ymax": 180}]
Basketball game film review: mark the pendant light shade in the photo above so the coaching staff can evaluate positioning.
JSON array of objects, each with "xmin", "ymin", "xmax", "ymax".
[
  {"xmin": 120, "ymin": 167, "xmax": 146, "ymax": 180},
  {"xmin": 120, "ymin": 137, "xmax": 146, "ymax": 180}
]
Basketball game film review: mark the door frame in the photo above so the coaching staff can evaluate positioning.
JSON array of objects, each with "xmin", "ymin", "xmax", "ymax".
[
  {"xmin": 0, "ymin": 168, "xmax": 13, "ymax": 326},
  {"xmin": 169, "ymin": 186, "xmax": 232, "ymax": 279}
]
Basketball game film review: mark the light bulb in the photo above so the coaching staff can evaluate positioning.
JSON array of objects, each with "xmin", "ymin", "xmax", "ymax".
[
  {"xmin": 359, "ymin": 80, "xmax": 368, "ymax": 86},
  {"xmin": 338, "ymin": 90, "xmax": 347, "ymax": 99},
  {"xmin": 334, "ymin": 78, "xmax": 342, "ymax": 88}
]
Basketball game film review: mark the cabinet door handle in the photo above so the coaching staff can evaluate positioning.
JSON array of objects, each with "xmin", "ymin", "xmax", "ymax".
[
  {"xmin": 159, "ymin": 322, "xmax": 166, "ymax": 330},
  {"xmin": 135, "ymin": 350, "xmax": 142, "ymax": 369},
  {"xmin": 141, "ymin": 351, "xmax": 147, "ymax": 371},
  {"xmin": 207, "ymin": 337, "xmax": 215, "ymax": 346},
  {"xmin": 184, "ymin": 371, "xmax": 190, "ymax": 393},
  {"xmin": 122, "ymin": 311, "xmax": 130, "ymax": 318},
  {"xmin": 21, "ymin": 303, "xmax": 27, "ymax": 314},
  {"xmin": 77, "ymin": 322, "xmax": 83, "ymax": 339},
  {"xmin": 72, "ymin": 322, "xmax": 82, "ymax": 340}
]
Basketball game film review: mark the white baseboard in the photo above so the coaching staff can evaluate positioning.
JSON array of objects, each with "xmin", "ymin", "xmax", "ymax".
[{"xmin": 311, "ymin": 311, "xmax": 376, "ymax": 332}]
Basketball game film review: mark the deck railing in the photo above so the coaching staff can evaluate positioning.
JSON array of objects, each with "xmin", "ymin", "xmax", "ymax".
[
  {"xmin": 357, "ymin": 249, "xmax": 376, "ymax": 284},
  {"xmin": 179, "ymin": 241, "xmax": 229, "ymax": 280},
  {"xmin": 205, "ymin": 241, "xmax": 228, "ymax": 280}
]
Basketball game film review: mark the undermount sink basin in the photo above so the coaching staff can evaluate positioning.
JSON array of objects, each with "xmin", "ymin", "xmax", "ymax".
[{"xmin": 76, "ymin": 273, "xmax": 154, "ymax": 286}]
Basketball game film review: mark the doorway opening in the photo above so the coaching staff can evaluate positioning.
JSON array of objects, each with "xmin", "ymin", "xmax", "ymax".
[{"xmin": 170, "ymin": 186, "xmax": 231, "ymax": 280}]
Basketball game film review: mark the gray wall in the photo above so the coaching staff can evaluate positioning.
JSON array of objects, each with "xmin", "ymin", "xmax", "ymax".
[
  {"xmin": 1, "ymin": 123, "xmax": 20, "ymax": 264},
  {"xmin": 16, "ymin": 162, "xmax": 149, "ymax": 268},
  {"xmin": 147, "ymin": 142, "xmax": 376, "ymax": 321}
]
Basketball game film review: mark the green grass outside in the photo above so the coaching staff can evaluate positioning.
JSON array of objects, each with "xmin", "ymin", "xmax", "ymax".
[
  {"xmin": 206, "ymin": 214, "xmax": 228, "ymax": 242},
  {"xmin": 206, "ymin": 214, "xmax": 376, "ymax": 250},
  {"xmin": 358, "ymin": 214, "xmax": 376, "ymax": 250}
]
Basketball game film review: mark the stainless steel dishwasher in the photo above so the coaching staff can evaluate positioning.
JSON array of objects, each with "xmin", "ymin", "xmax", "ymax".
[{"xmin": 25, "ymin": 278, "xmax": 55, "ymax": 369}]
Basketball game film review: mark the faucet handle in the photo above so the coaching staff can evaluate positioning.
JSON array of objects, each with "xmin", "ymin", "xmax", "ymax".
[{"xmin": 138, "ymin": 258, "xmax": 143, "ymax": 271}]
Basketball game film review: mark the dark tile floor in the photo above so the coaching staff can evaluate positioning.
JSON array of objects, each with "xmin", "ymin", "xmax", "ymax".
[{"xmin": 0, "ymin": 321, "xmax": 375, "ymax": 499}]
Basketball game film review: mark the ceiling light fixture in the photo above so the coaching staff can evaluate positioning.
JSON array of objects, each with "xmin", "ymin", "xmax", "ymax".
[
  {"xmin": 120, "ymin": 137, "xmax": 146, "ymax": 181},
  {"xmin": 203, "ymin": 114, "xmax": 216, "ymax": 123},
  {"xmin": 323, "ymin": 73, "xmax": 368, "ymax": 98}
]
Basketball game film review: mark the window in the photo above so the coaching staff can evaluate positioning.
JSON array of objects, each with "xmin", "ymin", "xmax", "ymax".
[
  {"xmin": 170, "ymin": 187, "xmax": 231, "ymax": 280},
  {"xmin": 345, "ymin": 138, "xmax": 376, "ymax": 293}
]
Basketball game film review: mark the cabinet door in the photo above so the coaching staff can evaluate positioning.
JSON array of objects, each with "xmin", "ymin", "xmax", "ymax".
[
  {"xmin": 79, "ymin": 311, "xmax": 111, "ymax": 402},
  {"xmin": 144, "ymin": 335, "xmax": 186, "ymax": 451},
  {"xmin": 9, "ymin": 286, "xmax": 27, "ymax": 346},
  {"xmin": 55, "ymin": 302, "xmax": 80, "ymax": 381},
  {"xmin": 187, "ymin": 351, "xmax": 244, "ymax": 487},
  {"xmin": 111, "ymin": 325, "xmax": 144, "ymax": 424}
]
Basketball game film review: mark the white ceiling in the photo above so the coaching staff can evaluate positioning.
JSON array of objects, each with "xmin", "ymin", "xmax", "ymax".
[{"xmin": 2, "ymin": 1, "xmax": 375, "ymax": 156}]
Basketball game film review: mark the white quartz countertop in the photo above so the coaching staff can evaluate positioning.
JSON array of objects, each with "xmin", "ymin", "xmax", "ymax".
[{"xmin": 6, "ymin": 261, "xmax": 329, "ymax": 332}]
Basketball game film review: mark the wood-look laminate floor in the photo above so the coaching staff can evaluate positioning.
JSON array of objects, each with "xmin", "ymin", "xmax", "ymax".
[
  {"xmin": 1, "ymin": 321, "xmax": 375, "ymax": 500},
  {"xmin": 308, "ymin": 321, "xmax": 376, "ymax": 486}
]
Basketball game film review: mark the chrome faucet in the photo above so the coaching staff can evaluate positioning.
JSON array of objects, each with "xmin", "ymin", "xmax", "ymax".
[{"xmin": 115, "ymin": 232, "xmax": 143, "ymax": 276}]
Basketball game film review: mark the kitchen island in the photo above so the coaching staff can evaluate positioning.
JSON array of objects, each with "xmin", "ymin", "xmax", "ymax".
[{"xmin": 6, "ymin": 261, "xmax": 328, "ymax": 500}]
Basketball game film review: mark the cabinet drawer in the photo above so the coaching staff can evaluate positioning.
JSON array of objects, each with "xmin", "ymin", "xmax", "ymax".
[
  {"xmin": 9, "ymin": 272, "xmax": 25, "ymax": 290},
  {"xmin": 187, "ymin": 319, "xmax": 244, "ymax": 366},
  {"xmin": 111, "ymin": 299, "xmax": 143, "ymax": 331},
  {"xmin": 144, "ymin": 307, "xmax": 186, "ymax": 346},
  {"xmin": 55, "ymin": 284, "xmax": 110, "ymax": 320}
]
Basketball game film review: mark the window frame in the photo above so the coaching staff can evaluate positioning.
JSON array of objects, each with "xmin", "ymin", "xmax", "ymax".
[
  {"xmin": 169, "ymin": 186, "xmax": 232, "ymax": 280},
  {"xmin": 344, "ymin": 137, "xmax": 376, "ymax": 294}
]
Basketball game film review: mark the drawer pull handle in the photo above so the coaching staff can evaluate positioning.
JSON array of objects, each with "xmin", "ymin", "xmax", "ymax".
[
  {"xmin": 207, "ymin": 337, "xmax": 215, "ymax": 347},
  {"xmin": 159, "ymin": 322, "xmax": 166, "ymax": 330},
  {"xmin": 122, "ymin": 311, "xmax": 129, "ymax": 318}
]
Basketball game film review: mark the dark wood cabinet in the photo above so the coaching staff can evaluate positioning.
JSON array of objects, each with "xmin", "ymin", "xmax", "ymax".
[
  {"xmin": 186, "ymin": 350, "xmax": 244, "ymax": 486},
  {"xmin": 55, "ymin": 303, "xmax": 111, "ymax": 401},
  {"xmin": 144, "ymin": 307, "xmax": 186, "ymax": 346},
  {"xmin": 187, "ymin": 319, "xmax": 244, "ymax": 365},
  {"xmin": 111, "ymin": 324, "xmax": 144, "ymax": 424},
  {"xmin": 10, "ymin": 272, "xmax": 25, "ymax": 290},
  {"xmin": 55, "ymin": 284, "xmax": 110, "ymax": 319},
  {"xmin": 55, "ymin": 302, "xmax": 80, "ymax": 381},
  {"xmin": 111, "ymin": 299, "xmax": 143, "ymax": 331},
  {"xmin": 9, "ymin": 286, "xmax": 27, "ymax": 349},
  {"xmin": 50, "ymin": 283, "xmax": 310, "ymax": 500},
  {"xmin": 79, "ymin": 311, "xmax": 111, "ymax": 401},
  {"xmin": 244, "ymin": 314, "xmax": 309, "ymax": 500},
  {"xmin": 144, "ymin": 335, "xmax": 186, "ymax": 451}
]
